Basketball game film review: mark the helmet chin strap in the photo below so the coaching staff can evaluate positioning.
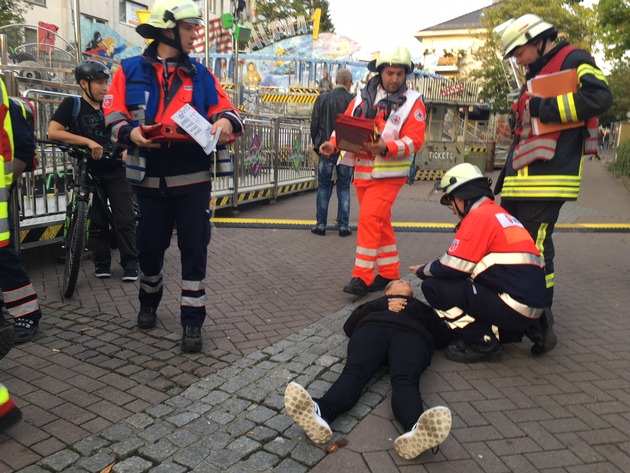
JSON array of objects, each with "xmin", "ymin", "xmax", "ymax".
[
  {"xmin": 159, "ymin": 25, "xmax": 186, "ymax": 56},
  {"xmin": 83, "ymin": 82, "xmax": 99, "ymax": 103}
]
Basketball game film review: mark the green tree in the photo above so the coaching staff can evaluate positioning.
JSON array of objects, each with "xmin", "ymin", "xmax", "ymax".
[
  {"xmin": 256, "ymin": 0, "xmax": 334, "ymax": 34},
  {"xmin": 598, "ymin": 60, "xmax": 630, "ymax": 126},
  {"xmin": 597, "ymin": 0, "xmax": 630, "ymax": 61},
  {"xmin": 463, "ymin": 0, "xmax": 597, "ymax": 110},
  {"xmin": 0, "ymin": 0, "xmax": 31, "ymax": 52}
]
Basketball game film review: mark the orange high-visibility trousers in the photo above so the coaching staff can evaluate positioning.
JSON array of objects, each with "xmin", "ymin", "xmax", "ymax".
[{"xmin": 352, "ymin": 178, "xmax": 406, "ymax": 285}]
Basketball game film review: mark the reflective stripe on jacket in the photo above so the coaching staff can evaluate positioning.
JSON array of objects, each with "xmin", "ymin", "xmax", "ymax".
[
  {"xmin": 103, "ymin": 45, "xmax": 243, "ymax": 190},
  {"xmin": 0, "ymin": 78, "xmax": 14, "ymax": 247},
  {"xmin": 425, "ymin": 198, "xmax": 547, "ymax": 310},
  {"xmin": 502, "ymin": 43, "xmax": 612, "ymax": 201},
  {"xmin": 335, "ymin": 89, "xmax": 426, "ymax": 181}
]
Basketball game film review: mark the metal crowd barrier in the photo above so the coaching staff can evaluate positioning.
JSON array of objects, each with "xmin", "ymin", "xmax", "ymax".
[{"xmin": 10, "ymin": 87, "xmax": 315, "ymax": 250}]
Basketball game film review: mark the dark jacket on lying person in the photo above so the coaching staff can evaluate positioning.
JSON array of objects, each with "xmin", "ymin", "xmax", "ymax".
[{"xmin": 343, "ymin": 295, "xmax": 453, "ymax": 354}]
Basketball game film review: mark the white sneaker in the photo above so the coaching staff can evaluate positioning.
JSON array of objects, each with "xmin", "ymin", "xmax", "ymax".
[
  {"xmin": 394, "ymin": 406, "xmax": 452, "ymax": 460},
  {"xmin": 284, "ymin": 382, "xmax": 332, "ymax": 444}
]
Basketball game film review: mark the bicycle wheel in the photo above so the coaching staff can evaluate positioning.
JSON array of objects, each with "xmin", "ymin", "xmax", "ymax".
[{"xmin": 62, "ymin": 199, "xmax": 89, "ymax": 298}]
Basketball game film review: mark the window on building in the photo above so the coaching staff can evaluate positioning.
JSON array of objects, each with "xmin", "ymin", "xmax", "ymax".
[
  {"xmin": 119, "ymin": 0, "xmax": 149, "ymax": 26},
  {"xmin": 26, "ymin": 0, "xmax": 46, "ymax": 6},
  {"xmin": 82, "ymin": 14, "xmax": 107, "ymax": 26}
]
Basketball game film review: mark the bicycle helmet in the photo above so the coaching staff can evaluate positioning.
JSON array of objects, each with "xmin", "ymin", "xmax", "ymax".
[
  {"xmin": 498, "ymin": 14, "xmax": 557, "ymax": 59},
  {"xmin": 367, "ymin": 46, "xmax": 413, "ymax": 74},
  {"xmin": 74, "ymin": 60, "xmax": 110, "ymax": 83}
]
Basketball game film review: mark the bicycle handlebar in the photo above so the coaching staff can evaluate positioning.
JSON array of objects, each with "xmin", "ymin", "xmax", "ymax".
[{"xmin": 38, "ymin": 139, "xmax": 120, "ymax": 161}]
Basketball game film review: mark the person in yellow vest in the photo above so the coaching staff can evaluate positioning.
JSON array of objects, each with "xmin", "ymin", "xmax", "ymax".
[
  {"xmin": 0, "ymin": 77, "xmax": 44, "ymax": 343},
  {"xmin": 493, "ymin": 15, "xmax": 612, "ymax": 341}
]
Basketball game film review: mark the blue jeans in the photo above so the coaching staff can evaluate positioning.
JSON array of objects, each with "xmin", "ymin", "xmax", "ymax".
[{"xmin": 316, "ymin": 155, "xmax": 353, "ymax": 229}]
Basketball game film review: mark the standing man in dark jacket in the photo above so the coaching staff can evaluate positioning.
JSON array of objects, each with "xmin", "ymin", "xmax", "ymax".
[
  {"xmin": 494, "ymin": 14, "xmax": 612, "ymax": 330},
  {"xmin": 310, "ymin": 68, "xmax": 354, "ymax": 237}
]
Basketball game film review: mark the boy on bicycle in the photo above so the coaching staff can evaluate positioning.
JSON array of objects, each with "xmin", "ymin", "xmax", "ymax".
[{"xmin": 48, "ymin": 60, "xmax": 139, "ymax": 282}]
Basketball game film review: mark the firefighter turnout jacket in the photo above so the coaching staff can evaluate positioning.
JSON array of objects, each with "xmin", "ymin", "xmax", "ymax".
[
  {"xmin": 103, "ymin": 42, "xmax": 243, "ymax": 193},
  {"xmin": 500, "ymin": 41, "xmax": 612, "ymax": 201},
  {"xmin": 418, "ymin": 198, "xmax": 547, "ymax": 316}
]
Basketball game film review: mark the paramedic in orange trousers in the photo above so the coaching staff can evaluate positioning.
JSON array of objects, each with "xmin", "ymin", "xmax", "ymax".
[{"xmin": 320, "ymin": 46, "xmax": 426, "ymax": 296}]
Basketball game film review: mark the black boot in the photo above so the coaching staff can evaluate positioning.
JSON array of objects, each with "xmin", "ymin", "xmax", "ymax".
[
  {"xmin": 0, "ymin": 316, "xmax": 16, "ymax": 360},
  {"xmin": 137, "ymin": 306, "xmax": 157, "ymax": 329},
  {"xmin": 368, "ymin": 275, "xmax": 395, "ymax": 292},
  {"xmin": 182, "ymin": 326, "xmax": 202, "ymax": 353},
  {"xmin": 343, "ymin": 277, "xmax": 369, "ymax": 296},
  {"xmin": 530, "ymin": 308, "xmax": 557, "ymax": 356},
  {"xmin": 445, "ymin": 339, "xmax": 502, "ymax": 363}
]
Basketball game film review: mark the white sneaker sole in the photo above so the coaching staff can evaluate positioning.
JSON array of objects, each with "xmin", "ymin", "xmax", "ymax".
[
  {"xmin": 284, "ymin": 382, "xmax": 332, "ymax": 444},
  {"xmin": 395, "ymin": 406, "xmax": 452, "ymax": 460}
]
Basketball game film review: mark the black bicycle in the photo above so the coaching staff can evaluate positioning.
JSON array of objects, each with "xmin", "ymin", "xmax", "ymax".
[{"xmin": 40, "ymin": 140, "xmax": 117, "ymax": 298}]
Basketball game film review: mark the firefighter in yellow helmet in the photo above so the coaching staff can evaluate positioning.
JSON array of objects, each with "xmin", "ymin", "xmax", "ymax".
[
  {"xmin": 103, "ymin": 0, "xmax": 244, "ymax": 353},
  {"xmin": 492, "ymin": 14, "xmax": 612, "ymax": 327}
]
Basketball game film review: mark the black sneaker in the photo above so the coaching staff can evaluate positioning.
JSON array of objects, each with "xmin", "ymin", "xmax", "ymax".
[
  {"xmin": 182, "ymin": 326, "xmax": 202, "ymax": 353},
  {"xmin": 368, "ymin": 275, "xmax": 395, "ymax": 292},
  {"xmin": 122, "ymin": 268, "xmax": 139, "ymax": 282},
  {"xmin": 338, "ymin": 228, "xmax": 352, "ymax": 237},
  {"xmin": 137, "ymin": 306, "xmax": 157, "ymax": 329},
  {"xmin": 95, "ymin": 265, "xmax": 112, "ymax": 278},
  {"xmin": 311, "ymin": 225, "xmax": 326, "ymax": 236},
  {"xmin": 531, "ymin": 308, "xmax": 558, "ymax": 356},
  {"xmin": 343, "ymin": 277, "xmax": 369, "ymax": 296},
  {"xmin": 0, "ymin": 317, "xmax": 16, "ymax": 360},
  {"xmin": 13, "ymin": 318, "xmax": 38, "ymax": 344},
  {"xmin": 445, "ymin": 339, "xmax": 502, "ymax": 363}
]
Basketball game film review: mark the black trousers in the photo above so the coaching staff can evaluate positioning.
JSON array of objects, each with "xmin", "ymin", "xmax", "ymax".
[
  {"xmin": 136, "ymin": 186, "xmax": 211, "ymax": 327},
  {"xmin": 315, "ymin": 325, "xmax": 431, "ymax": 432},
  {"xmin": 0, "ymin": 195, "xmax": 42, "ymax": 323},
  {"xmin": 500, "ymin": 200, "xmax": 564, "ymax": 308},
  {"xmin": 90, "ymin": 167, "xmax": 138, "ymax": 270},
  {"xmin": 422, "ymin": 278, "xmax": 536, "ymax": 344}
]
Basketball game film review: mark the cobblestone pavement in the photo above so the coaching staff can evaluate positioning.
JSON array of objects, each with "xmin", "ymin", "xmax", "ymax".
[{"xmin": 1, "ymin": 157, "xmax": 630, "ymax": 472}]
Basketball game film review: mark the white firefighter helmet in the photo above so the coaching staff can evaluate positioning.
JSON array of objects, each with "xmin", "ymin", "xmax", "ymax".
[
  {"xmin": 498, "ymin": 14, "xmax": 556, "ymax": 59},
  {"xmin": 438, "ymin": 163, "xmax": 488, "ymax": 205},
  {"xmin": 137, "ymin": 0, "xmax": 202, "ymax": 39},
  {"xmin": 367, "ymin": 46, "xmax": 413, "ymax": 74}
]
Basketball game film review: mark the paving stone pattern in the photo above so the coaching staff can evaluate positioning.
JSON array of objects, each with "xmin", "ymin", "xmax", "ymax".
[{"xmin": 1, "ymin": 158, "xmax": 630, "ymax": 472}]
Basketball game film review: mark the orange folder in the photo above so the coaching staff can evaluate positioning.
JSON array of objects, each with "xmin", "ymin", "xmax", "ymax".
[
  {"xmin": 527, "ymin": 69, "xmax": 584, "ymax": 135},
  {"xmin": 334, "ymin": 114, "xmax": 380, "ymax": 153}
]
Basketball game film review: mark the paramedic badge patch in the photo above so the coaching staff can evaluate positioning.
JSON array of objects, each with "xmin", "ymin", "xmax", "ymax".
[
  {"xmin": 449, "ymin": 239, "xmax": 460, "ymax": 253},
  {"xmin": 103, "ymin": 95, "xmax": 113, "ymax": 108},
  {"xmin": 415, "ymin": 109, "xmax": 425, "ymax": 122}
]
